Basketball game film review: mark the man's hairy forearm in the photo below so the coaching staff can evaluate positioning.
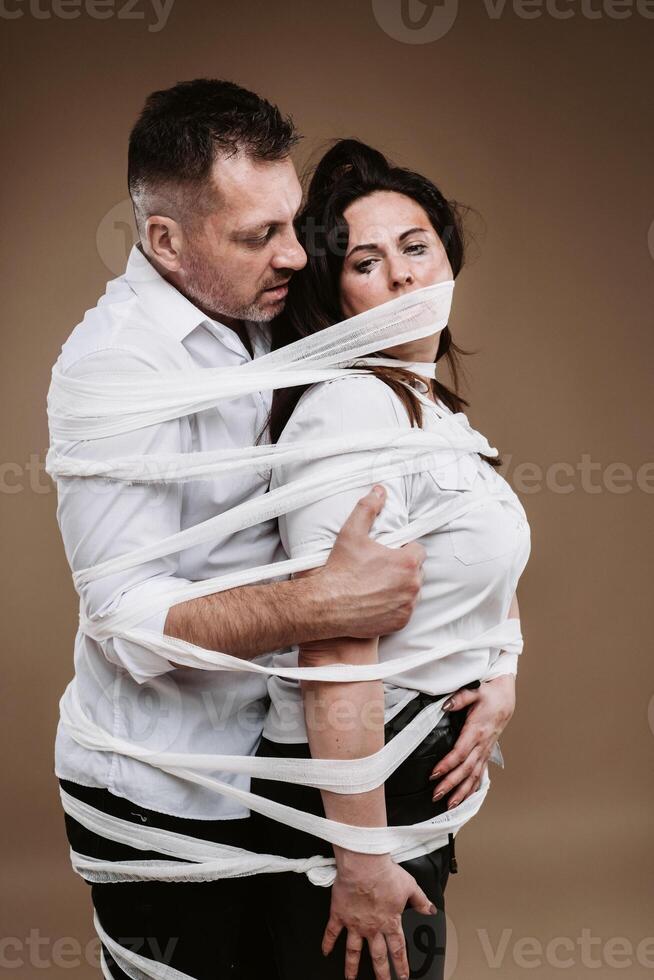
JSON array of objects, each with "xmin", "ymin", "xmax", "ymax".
[{"xmin": 164, "ymin": 572, "xmax": 342, "ymax": 659}]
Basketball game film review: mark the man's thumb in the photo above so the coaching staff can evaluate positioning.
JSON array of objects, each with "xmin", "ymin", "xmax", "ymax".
[{"xmin": 342, "ymin": 485, "xmax": 386, "ymax": 536}]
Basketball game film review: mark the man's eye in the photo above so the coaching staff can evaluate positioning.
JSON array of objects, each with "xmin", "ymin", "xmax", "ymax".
[{"xmin": 246, "ymin": 228, "xmax": 274, "ymax": 246}]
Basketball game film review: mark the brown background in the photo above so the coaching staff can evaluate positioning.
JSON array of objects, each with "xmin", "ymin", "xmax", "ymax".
[{"xmin": 2, "ymin": 1, "xmax": 653, "ymax": 977}]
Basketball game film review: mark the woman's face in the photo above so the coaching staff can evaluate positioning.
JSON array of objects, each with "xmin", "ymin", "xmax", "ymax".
[{"xmin": 339, "ymin": 190, "xmax": 453, "ymax": 361}]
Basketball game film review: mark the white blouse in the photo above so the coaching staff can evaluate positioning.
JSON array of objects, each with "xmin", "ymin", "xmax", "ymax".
[{"xmin": 263, "ymin": 372, "xmax": 531, "ymax": 744}]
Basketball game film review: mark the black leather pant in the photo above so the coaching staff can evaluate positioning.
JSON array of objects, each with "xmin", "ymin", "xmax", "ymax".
[{"xmin": 250, "ymin": 688, "xmax": 474, "ymax": 980}]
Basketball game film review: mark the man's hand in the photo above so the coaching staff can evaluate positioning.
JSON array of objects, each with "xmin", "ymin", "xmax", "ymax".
[
  {"xmin": 323, "ymin": 854, "xmax": 435, "ymax": 980},
  {"xmin": 318, "ymin": 485, "xmax": 426, "ymax": 639},
  {"xmin": 429, "ymin": 675, "xmax": 516, "ymax": 807}
]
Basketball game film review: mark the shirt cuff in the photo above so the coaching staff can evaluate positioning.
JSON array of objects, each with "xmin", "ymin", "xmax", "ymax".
[
  {"xmin": 103, "ymin": 607, "xmax": 171, "ymax": 684},
  {"xmin": 484, "ymin": 650, "xmax": 520, "ymax": 681},
  {"xmin": 97, "ymin": 578, "xmax": 192, "ymax": 684}
]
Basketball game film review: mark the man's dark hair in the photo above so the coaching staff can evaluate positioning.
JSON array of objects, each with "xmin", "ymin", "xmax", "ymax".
[{"xmin": 128, "ymin": 78, "xmax": 299, "ymax": 228}]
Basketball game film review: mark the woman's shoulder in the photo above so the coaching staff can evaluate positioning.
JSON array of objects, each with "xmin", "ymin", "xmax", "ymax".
[{"xmin": 278, "ymin": 372, "xmax": 412, "ymax": 443}]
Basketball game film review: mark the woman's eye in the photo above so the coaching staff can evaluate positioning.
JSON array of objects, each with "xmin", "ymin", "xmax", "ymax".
[{"xmin": 355, "ymin": 244, "xmax": 427, "ymax": 273}]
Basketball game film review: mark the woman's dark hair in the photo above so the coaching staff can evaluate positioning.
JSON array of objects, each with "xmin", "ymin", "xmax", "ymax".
[{"xmin": 266, "ymin": 138, "xmax": 500, "ymax": 468}]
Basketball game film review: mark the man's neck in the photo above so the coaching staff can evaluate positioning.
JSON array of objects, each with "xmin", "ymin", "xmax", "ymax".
[
  {"xmin": 187, "ymin": 299, "xmax": 254, "ymax": 360},
  {"xmin": 138, "ymin": 245, "xmax": 253, "ymax": 358},
  {"xmin": 199, "ymin": 304, "xmax": 253, "ymax": 358},
  {"xmin": 223, "ymin": 318, "xmax": 253, "ymax": 358}
]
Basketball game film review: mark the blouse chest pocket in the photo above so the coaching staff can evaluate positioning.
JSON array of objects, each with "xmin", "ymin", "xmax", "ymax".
[
  {"xmin": 427, "ymin": 452, "xmax": 478, "ymax": 492},
  {"xmin": 429, "ymin": 456, "xmax": 527, "ymax": 566}
]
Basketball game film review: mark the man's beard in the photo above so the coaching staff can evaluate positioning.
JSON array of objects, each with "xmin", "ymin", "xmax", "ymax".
[{"xmin": 183, "ymin": 248, "xmax": 285, "ymax": 324}]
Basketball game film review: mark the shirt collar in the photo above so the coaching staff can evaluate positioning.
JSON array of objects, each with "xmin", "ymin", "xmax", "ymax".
[
  {"xmin": 125, "ymin": 245, "xmax": 209, "ymax": 343},
  {"xmin": 125, "ymin": 245, "xmax": 268, "ymax": 361}
]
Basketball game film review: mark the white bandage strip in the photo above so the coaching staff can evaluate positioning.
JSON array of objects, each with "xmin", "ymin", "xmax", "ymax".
[
  {"xmin": 46, "ymin": 421, "xmax": 483, "ymax": 483},
  {"xmin": 48, "ymin": 282, "xmax": 453, "ymax": 440},
  {"xmin": 62, "ymin": 791, "xmax": 335, "ymax": 883},
  {"xmin": 60, "ymin": 617, "xmax": 518, "ymax": 854},
  {"xmin": 95, "ymin": 909, "xmax": 193, "ymax": 980},
  {"xmin": 62, "ymin": 684, "xmax": 473, "ymax": 792},
  {"xmin": 50, "ymin": 278, "xmax": 524, "ymax": 976},
  {"xmin": 100, "ymin": 616, "xmax": 522, "ymax": 680},
  {"xmin": 62, "ymin": 742, "xmax": 488, "ymax": 878},
  {"xmin": 81, "ymin": 487, "xmax": 512, "ymax": 646},
  {"xmin": 72, "ymin": 417, "xmax": 496, "ymax": 589}
]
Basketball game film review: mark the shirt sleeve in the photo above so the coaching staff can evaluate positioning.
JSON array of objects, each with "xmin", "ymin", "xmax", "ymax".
[
  {"xmin": 485, "ymin": 649, "xmax": 519, "ymax": 680},
  {"xmin": 271, "ymin": 375, "xmax": 413, "ymax": 560},
  {"xmin": 52, "ymin": 348, "xmax": 193, "ymax": 684}
]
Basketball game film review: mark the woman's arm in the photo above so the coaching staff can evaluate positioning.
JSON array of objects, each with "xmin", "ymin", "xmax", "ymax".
[
  {"xmin": 298, "ymin": 626, "xmax": 434, "ymax": 980},
  {"xmin": 429, "ymin": 590, "xmax": 521, "ymax": 802},
  {"xmin": 298, "ymin": 633, "xmax": 387, "ymax": 849},
  {"xmin": 272, "ymin": 379, "xmax": 432, "ymax": 978}
]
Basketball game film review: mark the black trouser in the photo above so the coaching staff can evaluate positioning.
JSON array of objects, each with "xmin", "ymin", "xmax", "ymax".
[
  {"xmin": 249, "ymin": 689, "xmax": 474, "ymax": 980},
  {"xmin": 61, "ymin": 686, "xmax": 474, "ymax": 979},
  {"xmin": 60, "ymin": 779, "xmax": 281, "ymax": 979}
]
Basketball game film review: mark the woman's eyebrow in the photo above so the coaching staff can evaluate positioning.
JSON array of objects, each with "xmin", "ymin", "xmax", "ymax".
[
  {"xmin": 398, "ymin": 226, "xmax": 430, "ymax": 241},
  {"xmin": 346, "ymin": 240, "xmax": 378, "ymax": 260},
  {"xmin": 346, "ymin": 226, "xmax": 430, "ymax": 260}
]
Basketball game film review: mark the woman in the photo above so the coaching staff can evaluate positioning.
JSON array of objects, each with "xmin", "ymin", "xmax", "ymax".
[{"xmin": 251, "ymin": 140, "xmax": 531, "ymax": 980}]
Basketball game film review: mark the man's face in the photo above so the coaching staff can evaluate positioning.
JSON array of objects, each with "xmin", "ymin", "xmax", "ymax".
[{"xmin": 177, "ymin": 153, "xmax": 306, "ymax": 324}]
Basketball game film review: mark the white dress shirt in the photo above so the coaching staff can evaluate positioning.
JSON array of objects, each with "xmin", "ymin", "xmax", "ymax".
[
  {"xmin": 263, "ymin": 373, "xmax": 531, "ymax": 744},
  {"xmin": 52, "ymin": 246, "xmax": 286, "ymax": 820}
]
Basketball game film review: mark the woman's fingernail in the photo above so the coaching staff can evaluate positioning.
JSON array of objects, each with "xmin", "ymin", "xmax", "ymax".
[
  {"xmin": 442, "ymin": 699, "xmax": 454, "ymax": 711},
  {"xmin": 448, "ymin": 799, "xmax": 458, "ymax": 809},
  {"xmin": 430, "ymin": 770, "xmax": 442, "ymax": 781},
  {"xmin": 433, "ymin": 790, "xmax": 444, "ymax": 801},
  {"xmin": 429, "ymin": 903, "xmax": 438, "ymax": 915}
]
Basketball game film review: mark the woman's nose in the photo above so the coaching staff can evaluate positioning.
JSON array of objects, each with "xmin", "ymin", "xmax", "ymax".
[{"xmin": 389, "ymin": 264, "xmax": 414, "ymax": 289}]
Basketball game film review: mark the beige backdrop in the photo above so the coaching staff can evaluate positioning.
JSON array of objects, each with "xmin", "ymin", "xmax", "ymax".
[{"xmin": 2, "ymin": 1, "xmax": 653, "ymax": 977}]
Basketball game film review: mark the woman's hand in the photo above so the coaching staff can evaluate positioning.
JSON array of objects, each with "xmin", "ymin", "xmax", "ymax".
[
  {"xmin": 323, "ymin": 853, "xmax": 435, "ymax": 980},
  {"xmin": 429, "ymin": 675, "xmax": 516, "ymax": 807}
]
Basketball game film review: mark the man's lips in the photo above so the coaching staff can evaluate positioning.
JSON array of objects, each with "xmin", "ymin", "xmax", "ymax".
[{"xmin": 262, "ymin": 280, "xmax": 290, "ymax": 299}]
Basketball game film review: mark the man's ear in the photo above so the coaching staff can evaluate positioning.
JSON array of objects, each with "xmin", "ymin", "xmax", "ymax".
[{"xmin": 145, "ymin": 215, "xmax": 184, "ymax": 272}]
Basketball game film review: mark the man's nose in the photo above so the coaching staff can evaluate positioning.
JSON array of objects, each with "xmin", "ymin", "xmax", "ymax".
[{"xmin": 271, "ymin": 229, "xmax": 307, "ymax": 271}]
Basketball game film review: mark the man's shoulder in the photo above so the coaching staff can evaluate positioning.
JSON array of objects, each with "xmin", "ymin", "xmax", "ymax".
[{"xmin": 56, "ymin": 274, "xmax": 187, "ymax": 377}]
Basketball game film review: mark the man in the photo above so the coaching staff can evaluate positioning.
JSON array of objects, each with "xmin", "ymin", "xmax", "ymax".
[{"xmin": 52, "ymin": 79, "xmax": 427, "ymax": 979}]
